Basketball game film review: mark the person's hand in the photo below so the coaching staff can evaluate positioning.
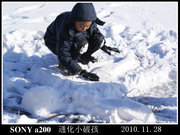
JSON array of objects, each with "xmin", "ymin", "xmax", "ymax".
[
  {"xmin": 101, "ymin": 45, "xmax": 120, "ymax": 55},
  {"xmin": 79, "ymin": 70, "xmax": 99, "ymax": 81}
]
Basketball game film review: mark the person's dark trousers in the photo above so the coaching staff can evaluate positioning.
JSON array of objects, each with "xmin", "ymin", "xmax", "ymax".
[
  {"xmin": 80, "ymin": 33, "xmax": 104, "ymax": 61},
  {"xmin": 44, "ymin": 32, "xmax": 104, "ymax": 63}
]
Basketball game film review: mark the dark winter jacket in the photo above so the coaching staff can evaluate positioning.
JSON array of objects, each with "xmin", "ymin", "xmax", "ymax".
[{"xmin": 44, "ymin": 3, "xmax": 103, "ymax": 74}]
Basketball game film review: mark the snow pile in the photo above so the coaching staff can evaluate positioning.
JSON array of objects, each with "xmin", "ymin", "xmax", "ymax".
[
  {"xmin": 17, "ymin": 115, "xmax": 37, "ymax": 124},
  {"xmin": 22, "ymin": 86, "xmax": 60, "ymax": 117},
  {"xmin": 3, "ymin": 2, "xmax": 177, "ymax": 123},
  {"xmin": 22, "ymin": 83, "xmax": 156, "ymax": 123}
]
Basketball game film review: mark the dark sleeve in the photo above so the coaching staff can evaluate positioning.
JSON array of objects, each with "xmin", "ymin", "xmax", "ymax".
[
  {"xmin": 89, "ymin": 22, "xmax": 102, "ymax": 36},
  {"xmin": 57, "ymin": 39, "xmax": 81, "ymax": 75}
]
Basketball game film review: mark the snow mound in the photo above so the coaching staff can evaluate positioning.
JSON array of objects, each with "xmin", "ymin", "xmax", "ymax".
[
  {"xmin": 17, "ymin": 115, "xmax": 37, "ymax": 124},
  {"xmin": 22, "ymin": 86, "xmax": 60, "ymax": 117},
  {"xmin": 22, "ymin": 84, "xmax": 156, "ymax": 123},
  {"xmin": 93, "ymin": 52, "xmax": 140, "ymax": 80}
]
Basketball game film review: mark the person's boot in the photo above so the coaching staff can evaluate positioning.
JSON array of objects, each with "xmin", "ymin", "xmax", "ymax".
[
  {"xmin": 89, "ymin": 56, "xmax": 98, "ymax": 63},
  {"xmin": 58, "ymin": 62, "xmax": 73, "ymax": 75},
  {"xmin": 78, "ymin": 55, "xmax": 98, "ymax": 64}
]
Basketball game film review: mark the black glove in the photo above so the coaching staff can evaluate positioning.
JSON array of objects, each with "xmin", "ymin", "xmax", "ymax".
[
  {"xmin": 101, "ymin": 39, "xmax": 120, "ymax": 55},
  {"xmin": 101, "ymin": 45, "xmax": 120, "ymax": 55},
  {"xmin": 79, "ymin": 70, "xmax": 99, "ymax": 81}
]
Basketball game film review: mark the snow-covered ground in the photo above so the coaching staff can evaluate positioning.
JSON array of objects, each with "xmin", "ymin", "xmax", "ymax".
[{"xmin": 2, "ymin": 2, "xmax": 178, "ymax": 124}]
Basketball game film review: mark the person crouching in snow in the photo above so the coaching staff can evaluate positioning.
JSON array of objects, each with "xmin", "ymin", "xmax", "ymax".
[{"xmin": 44, "ymin": 3, "xmax": 119, "ymax": 81}]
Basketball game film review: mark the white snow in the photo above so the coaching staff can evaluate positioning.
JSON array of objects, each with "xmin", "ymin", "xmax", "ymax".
[{"xmin": 2, "ymin": 2, "xmax": 178, "ymax": 124}]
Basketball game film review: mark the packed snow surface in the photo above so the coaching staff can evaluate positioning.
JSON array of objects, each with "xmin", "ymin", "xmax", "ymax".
[{"xmin": 2, "ymin": 2, "xmax": 177, "ymax": 123}]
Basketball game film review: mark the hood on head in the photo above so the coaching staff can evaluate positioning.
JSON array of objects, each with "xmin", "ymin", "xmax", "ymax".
[{"xmin": 69, "ymin": 3, "xmax": 97, "ymax": 22}]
